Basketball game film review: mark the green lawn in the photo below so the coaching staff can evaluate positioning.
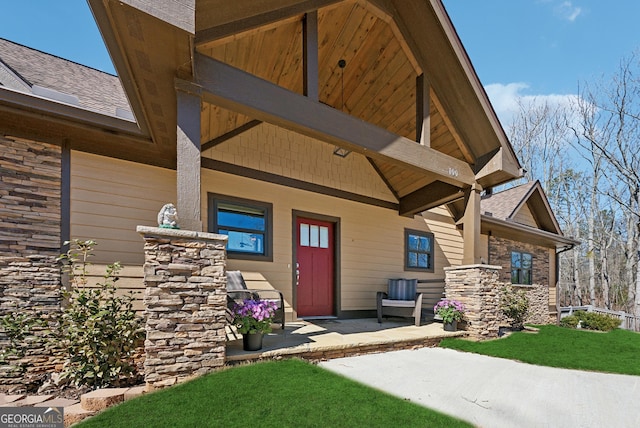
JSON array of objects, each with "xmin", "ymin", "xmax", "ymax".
[
  {"xmin": 439, "ymin": 325, "xmax": 640, "ymax": 375},
  {"xmin": 77, "ymin": 359, "xmax": 471, "ymax": 428}
]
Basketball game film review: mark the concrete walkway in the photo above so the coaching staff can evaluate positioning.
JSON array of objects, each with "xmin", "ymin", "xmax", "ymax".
[{"xmin": 320, "ymin": 347, "xmax": 640, "ymax": 428}]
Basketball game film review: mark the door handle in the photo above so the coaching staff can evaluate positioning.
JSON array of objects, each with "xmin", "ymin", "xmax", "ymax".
[{"xmin": 296, "ymin": 262, "xmax": 300, "ymax": 287}]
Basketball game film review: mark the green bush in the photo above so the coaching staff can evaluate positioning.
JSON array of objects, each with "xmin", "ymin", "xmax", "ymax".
[
  {"xmin": 57, "ymin": 239, "xmax": 144, "ymax": 388},
  {"xmin": 500, "ymin": 285, "xmax": 529, "ymax": 329},
  {"xmin": 560, "ymin": 311, "xmax": 621, "ymax": 331}
]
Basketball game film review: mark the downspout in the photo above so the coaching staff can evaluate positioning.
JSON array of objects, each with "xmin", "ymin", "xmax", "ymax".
[{"xmin": 555, "ymin": 244, "xmax": 576, "ymax": 324}]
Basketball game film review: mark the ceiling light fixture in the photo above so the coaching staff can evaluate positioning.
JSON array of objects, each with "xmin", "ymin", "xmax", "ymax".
[{"xmin": 333, "ymin": 58, "xmax": 351, "ymax": 158}]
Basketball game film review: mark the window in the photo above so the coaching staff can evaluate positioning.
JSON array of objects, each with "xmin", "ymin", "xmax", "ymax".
[
  {"xmin": 511, "ymin": 251, "xmax": 532, "ymax": 285},
  {"xmin": 405, "ymin": 229, "xmax": 434, "ymax": 272},
  {"xmin": 208, "ymin": 194, "xmax": 273, "ymax": 261}
]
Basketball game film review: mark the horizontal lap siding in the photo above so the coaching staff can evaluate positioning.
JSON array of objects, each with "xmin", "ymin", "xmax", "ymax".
[
  {"xmin": 70, "ymin": 151, "xmax": 176, "ymax": 265},
  {"xmin": 202, "ymin": 169, "xmax": 463, "ymax": 314},
  {"xmin": 80, "ymin": 264, "xmax": 145, "ymax": 312}
]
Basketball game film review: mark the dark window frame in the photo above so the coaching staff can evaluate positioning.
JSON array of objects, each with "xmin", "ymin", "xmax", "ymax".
[
  {"xmin": 404, "ymin": 228, "xmax": 434, "ymax": 272},
  {"xmin": 208, "ymin": 193, "xmax": 273, "ymax": 262},
  {"xmin": 511, "ymin": 250, "xmax": 533, "ymax": 285}
]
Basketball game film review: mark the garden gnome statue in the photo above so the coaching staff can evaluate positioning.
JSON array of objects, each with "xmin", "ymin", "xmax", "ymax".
[{"xmin": 157, "ymin": 203, "xmax": 180, "ymax": 229}]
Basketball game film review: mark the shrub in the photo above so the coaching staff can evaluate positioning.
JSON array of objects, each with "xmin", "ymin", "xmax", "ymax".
[
  {"xmin": 56, "ymin": 239, "xmax": 144, "ymax": 388},
  {"xmin": 499, "ymin": 285, "xmax": 529, "ymax": 329},
  {"xmin": 560, "ymin": 311, "xmax": 621, "ymax": 332}
]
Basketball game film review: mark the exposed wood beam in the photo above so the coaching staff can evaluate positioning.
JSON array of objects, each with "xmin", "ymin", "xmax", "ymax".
[
  {"xmin": 303, "ymin": 11, "xmax": 319, "ymax": 101},
  {"xmin": 367, "ymin": 158, "xmax": 400, "ymax": 200},
  {"xmin": 416, "ymin": 73, "xmax": 430, "ymax": 146},
  {"xmin": 194, "ymin": 53, "xmax": 475, "ymax": 187},
  {"xmin": 195, "ymin": 0, "xmax": 341, "ymax": 46},
  {"xmin": 202, "ymin": 158, "xmax": 398, "ymax": 210},
  {"xmin": 430, "ymin": 91, "xmax": 474, "ymax": 164},
  {"xmin": 197, "ymin": 15, "xmax": 301, "ymax": 50},
  {"xmin": 356, "ymin": 0, "xmax": 422, "ymax": 75},
  {"xmin": 201, "ymin": 119, "xmax": 262, "ymax": 151},
  {"xmin": 399, "ymin": 181, "xmax": 463, "ymax": 217},
  {"xmin": 474, "ymin": 146, "xmax": 523, "ymax": 186}
]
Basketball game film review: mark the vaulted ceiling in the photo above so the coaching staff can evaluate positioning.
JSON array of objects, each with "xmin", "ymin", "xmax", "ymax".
[
  {"xmin": 86, "ymin": 0, "xmax": 522, "ymax": 212},
  {"xmin": 195, "ymin": 1, "xmax": 476, "ymax": 199}
]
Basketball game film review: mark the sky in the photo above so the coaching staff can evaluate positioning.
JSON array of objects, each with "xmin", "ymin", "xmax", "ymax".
[{"xmin": 1, "ymin": 1, "xmax": 640, "ymax": 127}]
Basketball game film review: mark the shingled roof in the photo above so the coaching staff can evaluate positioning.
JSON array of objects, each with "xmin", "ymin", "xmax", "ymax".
[
  {"xmin": 481, "ymin": 181, "xmax": 537, "ymax": 221},
  {"xmin": 0, "ymin": 38, "xmax": 130, "ymax": 118},
  {"xmin": 481, "ymin": 180, "xmax": 564, "ymax": 235}
]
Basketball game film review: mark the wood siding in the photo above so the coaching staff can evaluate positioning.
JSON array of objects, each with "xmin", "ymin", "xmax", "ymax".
[
  {"xmin": 513, "ymin": 204, "xmax": 537, "ymax": 228},
  {"xmin": 202, "ymin": 122, "xmax": 396, "ymax": 202},
  {"xmin": 202, "ymin": 168, "xmax": 462, "ymax": 315},
  {"xmin": 70, "ymin": 151, "xmax": 176, "ymax": 264},
  {"xmin": 69, "ymin": 123, "xmax": 465, "ymax": 315}
]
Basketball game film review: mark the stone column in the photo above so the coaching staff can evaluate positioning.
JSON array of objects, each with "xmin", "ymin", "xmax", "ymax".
[
  {"xmin": 444, "ymin": 264, "xmax": 504, "ymax": 340},
  {"xmin": 137, "ymin": 226, "xmax": 228, "ymax": 390}
]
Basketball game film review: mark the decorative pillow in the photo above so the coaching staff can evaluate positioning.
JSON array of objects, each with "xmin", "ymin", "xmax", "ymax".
[{"xmin": 388, "ymin": 278, "xmax": 416, "ymax": 300}]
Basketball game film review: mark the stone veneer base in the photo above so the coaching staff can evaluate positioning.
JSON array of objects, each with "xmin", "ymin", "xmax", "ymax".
[{"xmin": 138, "ymin": 226, "xmax": 228, "ymax": 390}]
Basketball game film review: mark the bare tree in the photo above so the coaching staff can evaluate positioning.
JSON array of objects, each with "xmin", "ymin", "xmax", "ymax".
[{"xmin": 571, "ymin": 53, "xmax": 640, "ymax": 314}]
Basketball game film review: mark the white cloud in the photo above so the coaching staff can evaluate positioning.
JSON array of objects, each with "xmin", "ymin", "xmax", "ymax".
[
  {"xmin": 554, "ymin": 1, "xmax": 582, "ymax": 22},
  {"xmin": 484, "ymin": 82, "xmax": 579, "ymax": 127}
]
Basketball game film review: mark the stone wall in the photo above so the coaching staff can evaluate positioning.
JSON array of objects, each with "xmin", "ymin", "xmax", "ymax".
[
  {"xmin": 489, "ymin": 235, "xmax": 554, "ymax": 324},
  {"xmin": 489, "ymin": 235, "xmax": 550, "ymax": 286},
  {"xmin": 517, "ymin": 284, "xmax": 554, "ymax": 325},
  {"xmin": 444, "ymin": 265, "xmax": 554, "ymax": 340},
  {"xmin": 0, "ymin": 136, "xmax": 62, "ymax": 391},
  {"xmin": 444, "ymin": 265, "xmax": 504, "ymax": 340},
  {"xmin": 138, "ymin": 226, "xmax": 228, "ymax": 390}
]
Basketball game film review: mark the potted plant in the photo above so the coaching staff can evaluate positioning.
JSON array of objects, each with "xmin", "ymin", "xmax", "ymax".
[
  {"xmin": 233, "ymin": 298, "xmax": 278, "ymax": 351},
  {"xmin": 434, "ymin": 299, "xmax": 465, "ymax": 331}
]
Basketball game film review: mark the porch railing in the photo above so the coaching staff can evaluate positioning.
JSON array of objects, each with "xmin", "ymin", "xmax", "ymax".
[{"xmin": 560, "ymin": 305, "xmax": 640, "ymax": 332}]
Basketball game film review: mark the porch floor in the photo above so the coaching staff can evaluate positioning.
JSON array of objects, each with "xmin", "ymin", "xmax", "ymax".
[{"xmin": 225, "ymin": 318, "xmax": 467, "ymax": 364}]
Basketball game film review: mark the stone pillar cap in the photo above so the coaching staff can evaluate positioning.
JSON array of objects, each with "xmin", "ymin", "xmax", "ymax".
[{"xmin": 136, "ymin": 225, "xmax": 228, "ymax": 242}]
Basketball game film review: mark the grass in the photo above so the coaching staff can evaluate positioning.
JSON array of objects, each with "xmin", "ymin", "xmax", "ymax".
[
  {"xmin": 440, "ymin": 324, "xmax": 640, "ymax": 376},
  {"xmin": 77, "ymin": 359, "xmax": 471, "ymax": 428}
]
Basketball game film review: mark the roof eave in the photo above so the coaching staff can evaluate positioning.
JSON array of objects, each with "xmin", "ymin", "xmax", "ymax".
[{"xmin": 482, "ymin": 214, "xmax": 581, "ymax": 249}]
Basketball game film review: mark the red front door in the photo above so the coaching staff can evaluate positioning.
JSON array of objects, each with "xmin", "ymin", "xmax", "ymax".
[{"xmin": 296, "ymin": 217, "xmax": 334, "ymax": 317}]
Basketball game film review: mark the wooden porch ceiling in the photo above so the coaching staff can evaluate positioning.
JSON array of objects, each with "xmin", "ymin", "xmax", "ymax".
[
  {"xmin": 89, "ymin": 0, "xmax": 522, "ymax": 214},
  {"xmin": 195, "ymin": 0, "xmax": 477, "ymax": 201}
]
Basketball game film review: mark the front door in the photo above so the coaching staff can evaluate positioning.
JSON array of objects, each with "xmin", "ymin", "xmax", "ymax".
[{"xmin": 296, "ymin": 217, "xmax": 334, "ymax": 317}]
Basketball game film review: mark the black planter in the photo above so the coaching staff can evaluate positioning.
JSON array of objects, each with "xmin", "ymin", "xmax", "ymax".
[
  {"xmin": 242, "ymin": 333, "xmax": 264, "ymax": 351},
  {"xmin": 443, "ymin": 320, "xmax": 457, "ymax": 332}
]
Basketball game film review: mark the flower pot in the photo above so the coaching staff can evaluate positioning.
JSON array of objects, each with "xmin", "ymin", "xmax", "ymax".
[
  {"xmin": 443, "ymin": 320, "xmax": 457, "ymax": 332},
  {"xmin": 242, "ymin": 332, "xmax": 264, "ymax": 351}
]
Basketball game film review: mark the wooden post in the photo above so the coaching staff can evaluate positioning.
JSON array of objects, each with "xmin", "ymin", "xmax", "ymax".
[
  {"xmin": 416, "ymin": 74, "xmax": 430, "ymax": 146},
  {"xmin": 176, "ymin": 79, "xmax": 203, "ymax": 231},
  {"xmin": 462, "ymin": 182, "xmax": 482, "ymax": 265},
  {"xmin": 303, "ymin": 11, "xmax": 319, "ymax": 101}
]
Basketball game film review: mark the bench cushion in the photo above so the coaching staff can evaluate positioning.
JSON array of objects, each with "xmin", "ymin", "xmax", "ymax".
[{"xmin": 381, "ymin": 299, "xmax": 416, "ymax": 308}]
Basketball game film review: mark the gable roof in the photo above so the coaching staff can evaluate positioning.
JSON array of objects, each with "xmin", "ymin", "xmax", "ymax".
[
  {"xmin": 0, "ymin": 38, "xmax": 130, "ymax": 118},
  {"xmin": 87, "ymin": 0, "xmax": 522, "ymax": 196},
  {"xmin": 478, "ymin": 180, "xmax": 579, "ymax": 249}
]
